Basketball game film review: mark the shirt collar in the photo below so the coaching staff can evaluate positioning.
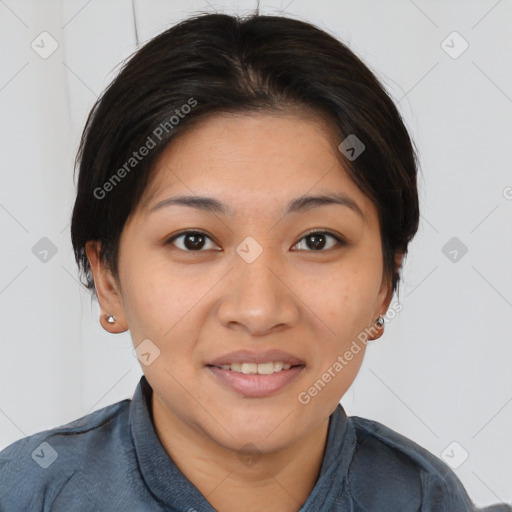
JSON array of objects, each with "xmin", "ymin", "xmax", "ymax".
[{"xmin": 130, "ymin": 375, "xmax": 356, "ymax": 511}]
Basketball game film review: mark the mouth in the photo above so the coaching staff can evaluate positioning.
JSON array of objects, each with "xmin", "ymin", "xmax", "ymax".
[
  {"xmin": 205, "ymin": 363, "xmax": 305, "ymax": 398},
  {"xmin": 206, "ymin": 361, "xmax": 304, "ymax": 374}
]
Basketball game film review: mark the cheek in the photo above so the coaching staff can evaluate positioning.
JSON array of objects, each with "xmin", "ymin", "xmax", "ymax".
[
  {"xmin": 116, "ymin": 253, "xmax": 178, "ymax": 339},
  {"xmin": 119, "ymin": 253, "xmax": 217, "ymax": 348},
  {"xmin": 304, "ymin": 264, "xmax": 378, "ymax": 393},
  {"xmin": 311, "ymin": 270, "xmax": 378, "ymax": 339}
]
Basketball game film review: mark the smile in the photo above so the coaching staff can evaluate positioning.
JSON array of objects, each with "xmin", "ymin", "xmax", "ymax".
[
  {"xmin": 209, "ymin": 361, "xmax": 299, "ymax": 374},
  {"xmin": 206, "ymin": 364, "xmax": 305, "ymax": 397}
]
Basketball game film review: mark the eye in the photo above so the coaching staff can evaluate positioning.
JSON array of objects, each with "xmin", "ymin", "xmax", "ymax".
[
  {"xmin": 292, "ymin": 230, "xmax": 346, "ymax": 251},
  {"xmin": 165, "ymin": 229, "xmax": 345, "ymax": 252},
  {"xmin": 165, "ymin": 230, "xmax": 221, "ymax": 252}
]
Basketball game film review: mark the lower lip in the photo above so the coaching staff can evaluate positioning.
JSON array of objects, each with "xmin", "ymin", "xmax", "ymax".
[{"xmin": 206, "ymin": 365, "xmax": 305, "ymax": 398}]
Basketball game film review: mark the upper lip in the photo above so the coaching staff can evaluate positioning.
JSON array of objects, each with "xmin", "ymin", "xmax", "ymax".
[{"xmin": 206, "ymin": 349, "xmax": 305, "ymax": 367}]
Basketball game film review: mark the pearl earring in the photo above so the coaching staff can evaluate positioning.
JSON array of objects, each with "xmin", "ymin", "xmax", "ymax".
[
  {"xmin": 376, "ymin": 316, "xmax": 384, "ymax": 327},
  {"xmin": 106, "ymin": 315, "xmax": 116, "ymax": 324}
]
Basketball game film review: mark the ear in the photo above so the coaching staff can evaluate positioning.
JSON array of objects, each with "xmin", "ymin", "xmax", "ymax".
[
  {"xmin": 369, "ymin": 252, "xmax": 404, "ymax": 341},
  {"xmin": 85, "ymin": 241, "xmax": 128, "ymax": 333}
]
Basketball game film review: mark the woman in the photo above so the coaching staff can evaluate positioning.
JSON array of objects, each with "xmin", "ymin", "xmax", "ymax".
[{"xmin": 0, "ymin": 11, "xmax": 509, "ymax": 512}]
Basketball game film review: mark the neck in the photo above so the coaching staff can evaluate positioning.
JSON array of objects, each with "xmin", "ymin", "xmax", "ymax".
[{"xmin": 151, "ymin": 394, "xmax": 330, "ymax": 512}]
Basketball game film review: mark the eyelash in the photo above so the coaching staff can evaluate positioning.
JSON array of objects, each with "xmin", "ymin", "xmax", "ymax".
[{"xmin": 165, "ymin": 229, "xmax": 346, "ymax": 252}]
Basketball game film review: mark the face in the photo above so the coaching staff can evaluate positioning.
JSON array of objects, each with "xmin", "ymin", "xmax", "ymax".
[{"xmin": 87, "ymin": 112, "xmax": 397, "ymax": 454}]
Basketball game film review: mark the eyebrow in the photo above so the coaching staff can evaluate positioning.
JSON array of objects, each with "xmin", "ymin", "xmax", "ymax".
[{"xmin": 149, "ymin": 192, "xmax": 365, "ymax": 219}]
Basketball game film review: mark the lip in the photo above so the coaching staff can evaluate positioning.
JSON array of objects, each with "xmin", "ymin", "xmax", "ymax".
[
  {"xmin": 206, "ymin": 349, "xmax": 305, "ymax": 367},
  {"xmin": 206, "ymin": 365, "xmax": 305, "ymax": 398}
]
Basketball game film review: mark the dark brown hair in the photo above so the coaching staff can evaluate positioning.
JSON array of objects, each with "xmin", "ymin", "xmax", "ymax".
[{"xmin": 71, "ymin": 11, "xmax": 420, "ymax": 301}]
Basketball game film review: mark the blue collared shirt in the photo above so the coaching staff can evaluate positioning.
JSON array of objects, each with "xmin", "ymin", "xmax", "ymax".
[{"xmin": 0, "ymin": 376, "xmax": 510, "ymax": 511}]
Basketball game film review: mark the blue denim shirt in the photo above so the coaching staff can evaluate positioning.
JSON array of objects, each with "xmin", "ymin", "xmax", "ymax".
[{"xmin": 0, "ymin": 376, "xmax": 510, "ymax": 511}]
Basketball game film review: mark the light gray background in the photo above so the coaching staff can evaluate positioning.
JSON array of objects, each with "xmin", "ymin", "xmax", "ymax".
[{"xmin": 0, "ymin": 0, "xmax": 511, "ymax": 507}]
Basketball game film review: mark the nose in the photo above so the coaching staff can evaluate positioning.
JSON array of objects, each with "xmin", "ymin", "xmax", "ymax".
[{"xmin": 217, "ymin": 243, "xmax": 300, "ymax": 336}]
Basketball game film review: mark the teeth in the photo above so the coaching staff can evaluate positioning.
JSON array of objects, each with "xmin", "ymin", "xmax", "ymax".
[
  {"xmin": 216, "ymin": 361, "xmax": 296, "ymax": 374},
  {"xmin": 256, "ymin": 362, "xmax": 274, "ymax": 375}
]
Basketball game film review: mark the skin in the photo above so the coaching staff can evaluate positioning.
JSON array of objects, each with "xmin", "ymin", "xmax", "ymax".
[{"xmin": 86, "ymin": 111, "xmax": 402, "ymax": 512}]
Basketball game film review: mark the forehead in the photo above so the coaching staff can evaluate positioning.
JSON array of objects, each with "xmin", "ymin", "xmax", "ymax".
[{"xmin": 138, "ymin": 112, "xmax": 376, "ymax": 223}]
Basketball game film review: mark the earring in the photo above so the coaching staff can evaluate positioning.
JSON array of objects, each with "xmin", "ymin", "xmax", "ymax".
[
  {"xmin": 376, "ymin": 316, "xmax": 384, "ymax": 327},
  {"xmin": 106, "ymin": 315, "xmax": 116, "ymax": 324}
]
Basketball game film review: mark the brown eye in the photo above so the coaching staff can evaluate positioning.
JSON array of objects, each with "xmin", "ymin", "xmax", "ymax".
[
  {"xmin": 293, "ymin": 231, "xmax": 345, "ymax": 251},
  {"xmin": 166, "ymin": 231, "xmax": 220, "ymax": 251}
]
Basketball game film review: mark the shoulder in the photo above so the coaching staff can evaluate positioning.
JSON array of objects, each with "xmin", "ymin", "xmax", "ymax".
[
  {"xmin": 346, "ymin": 415, "xmax": 489, "ymax": 511},
  {"xmin": 0, "ymin": 398, "xmax": 131, "ymax": 512}
]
